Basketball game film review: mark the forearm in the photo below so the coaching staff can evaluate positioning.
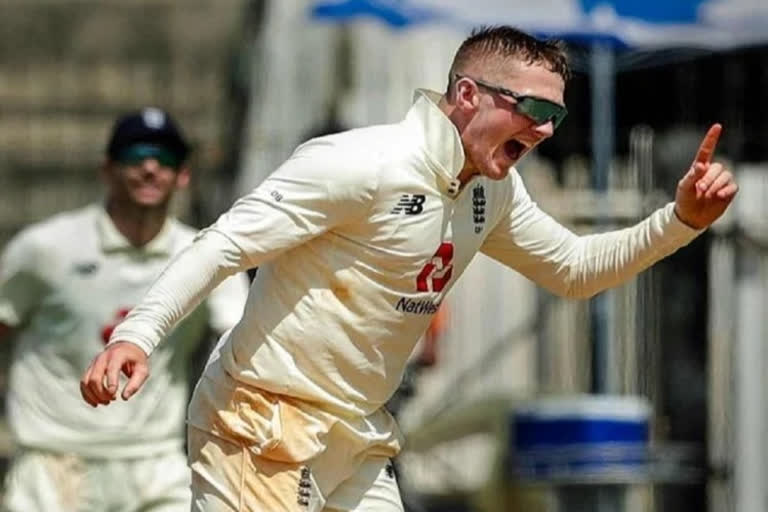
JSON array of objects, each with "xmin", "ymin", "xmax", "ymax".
[
  {"xmin": 110, "ymin": 230, "xmax": 249, "ymax": 356},
  {"xmin": 561, "ymin": 202, "xmax": 702, "ymax": 298}
]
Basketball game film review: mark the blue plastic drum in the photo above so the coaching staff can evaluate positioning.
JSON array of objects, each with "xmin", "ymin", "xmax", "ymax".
[{"xmin": 509, "ymin": 395, "xmax": 651, "ymax": 483}]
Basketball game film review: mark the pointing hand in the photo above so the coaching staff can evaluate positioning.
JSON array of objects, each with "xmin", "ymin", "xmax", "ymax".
[{"xmin": 674, "ymin": 123, "xmax": 738, "ymax": 229}]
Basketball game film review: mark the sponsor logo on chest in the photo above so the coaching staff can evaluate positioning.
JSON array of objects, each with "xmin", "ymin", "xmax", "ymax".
[
  {"xmin": 387, "ymin": 187, "xmax": 487, "ymax": 316},
  {"xmin": 395, "ymin": 297, "xmax": 440, "ymax": 315}
]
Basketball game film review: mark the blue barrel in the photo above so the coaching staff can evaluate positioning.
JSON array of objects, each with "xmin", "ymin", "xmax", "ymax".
[{"xmin": 509, "ymin": 395, "xmax": 651, "ymax": 483}]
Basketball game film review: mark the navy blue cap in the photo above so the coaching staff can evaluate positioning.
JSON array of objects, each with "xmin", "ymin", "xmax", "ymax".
[{"xmin": 107, "ymin": 107, "xmax": 190, "ymax": 162}]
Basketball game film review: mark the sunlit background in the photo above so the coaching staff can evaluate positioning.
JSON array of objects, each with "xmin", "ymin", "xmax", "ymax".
[{"xmin": 1, "ymin": 1, "xmax": 767, "ymax": 511}]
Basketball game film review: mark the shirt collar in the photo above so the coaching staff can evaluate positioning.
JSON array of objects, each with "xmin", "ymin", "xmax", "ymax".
[
  {"xmin": 96, "ymin": 205, "xmax": 175, "ymax": 256},
  {"xmin": 405, "ymin": 89, "xmax": 466, "ymax": 197}
]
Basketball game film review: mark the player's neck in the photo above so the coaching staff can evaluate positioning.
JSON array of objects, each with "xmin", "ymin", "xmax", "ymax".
[{"xmin": 105, "ymin": 199, "xmax": 169, "ymax": 248}]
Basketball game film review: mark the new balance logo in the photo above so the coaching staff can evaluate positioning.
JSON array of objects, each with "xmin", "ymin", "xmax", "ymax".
[{"xmin": 391, "ymin": 194, "xmax": 426, "ymax": 215}]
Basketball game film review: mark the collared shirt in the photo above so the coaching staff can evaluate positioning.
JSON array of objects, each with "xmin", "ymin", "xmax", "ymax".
[
  {"xmin": 96, "ymin": 206, "xmax": 175, "ymax": 256},
  {"xmin": 0, "ymin": 204, "xmax": 249, "ymax": 458},
  {"xmin": 113, "ymin": 90, "xmax": 701, "ymax": 461}
]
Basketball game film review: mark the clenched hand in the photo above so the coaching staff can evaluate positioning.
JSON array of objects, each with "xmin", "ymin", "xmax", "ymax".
[{"xmin": 80, "ymin": 341, "xmax": 149, "ymax": 407}]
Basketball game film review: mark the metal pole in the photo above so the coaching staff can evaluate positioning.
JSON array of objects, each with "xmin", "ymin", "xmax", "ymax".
[
  {"xmin": 589, "ymin": 42, "xmax": 616, "ymax": 394},
  {"xmin": 557, "ymin": 485, "xmax": 626, "ymax": 512},
  {"xmin": 553, "ymin": 43, "xmax": 625, "ymax": 512},
  {"xmin": 734, "ymin": 242, "xmax": 764, "ymax": 512}
]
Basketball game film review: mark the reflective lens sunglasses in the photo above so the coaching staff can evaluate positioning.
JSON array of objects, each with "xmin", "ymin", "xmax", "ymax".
[
  {"xmin": 115, "ymin": 143, "xmax": 182, "ymax": 169},
  {"xmin": 454, "ymin": 74, "xmax": 568, "ymax": 129}
]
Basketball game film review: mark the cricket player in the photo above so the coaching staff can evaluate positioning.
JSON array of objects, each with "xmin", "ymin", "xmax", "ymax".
[
  {"xmin": 81, "ymin": 27, "xmax": 737, "ymax": 511},
  {"xmin": 0, "ymin": 108, "xmax": 249, "ymax": 511}
]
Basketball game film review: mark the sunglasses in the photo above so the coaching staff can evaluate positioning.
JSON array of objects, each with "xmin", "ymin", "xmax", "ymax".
[
  {"xmin": 115, "ymin": 144, "xmax": 182, "ymax": 169},
  {"xmin": 454, "ymin": 74, "xmax": 568, "ymax": 129}
]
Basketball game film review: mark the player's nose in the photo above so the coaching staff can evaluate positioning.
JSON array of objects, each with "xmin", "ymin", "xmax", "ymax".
[
  {"xmin": 139, "ymin": 157, "xmax": 162, "ymax": 173},
  {"xmin": 532, "ymin": 119, "xmax": 555, "ymax": 139}
]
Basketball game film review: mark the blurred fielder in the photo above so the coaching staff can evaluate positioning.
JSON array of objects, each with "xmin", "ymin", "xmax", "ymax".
[
  {"xmin": 0, "ymin": 108, "xmax": 249, "ymax": 512},
  {"xmin": 82, "ymin": 27, "xmax": 736, "ymax": 511}
]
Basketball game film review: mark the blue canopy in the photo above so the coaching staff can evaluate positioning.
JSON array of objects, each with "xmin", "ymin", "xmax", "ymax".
[{"xmin": 311, "ymin": 0, "xmax": 768, "ymax": 50}]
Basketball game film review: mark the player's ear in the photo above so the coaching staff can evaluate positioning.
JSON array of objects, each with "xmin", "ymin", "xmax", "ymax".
[
  {"xmin": 100, "ymin": 159, "xmax": 116, "ymax": 182},
  {"xmin": 174, "ymin": 166, "xmax": 191, "ymax": 189},
  {"xmin": 454, "ymin": 76, "xmax": 479, "ymax": 112}
]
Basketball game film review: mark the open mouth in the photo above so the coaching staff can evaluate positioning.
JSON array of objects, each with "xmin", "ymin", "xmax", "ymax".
[{"xmin": 504, "ymin": 139, "xmax": 526, "ymax": 162}]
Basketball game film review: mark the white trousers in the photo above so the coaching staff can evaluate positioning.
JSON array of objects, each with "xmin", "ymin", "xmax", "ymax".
[
  {"xmin": 3, "ymin": 448, "xmax": 191, "ymax": 512},
  {"xmin": 188, "ymin": 426, "xmax": 403, "ymax": 512}
]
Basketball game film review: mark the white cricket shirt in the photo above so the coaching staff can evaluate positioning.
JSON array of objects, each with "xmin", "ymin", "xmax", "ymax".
[
  {"xmin": 0, "ymin": 205, "xmax": 249, "ymax": 458},
  {"xmin": 112, "ymin": 90, "xmax": 702, "ymax": 459}
]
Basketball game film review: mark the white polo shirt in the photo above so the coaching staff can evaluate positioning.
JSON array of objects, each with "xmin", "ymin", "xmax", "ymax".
[
  {"xmin": 113, "ymin": 90, "xmax": 701, "ymax": 460},
  {"xmin": 0, "ymin": 205, "xmax": 249, "ymax": 458}
]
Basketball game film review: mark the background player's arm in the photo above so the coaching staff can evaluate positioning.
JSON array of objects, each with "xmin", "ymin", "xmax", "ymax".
[
  {"xmin": 0, "ymin": 229, "xmax": 47, "ymax": 342},
  {"xmin": 0, "ymin": 322, "xmax": 13, "ymax": 342}
]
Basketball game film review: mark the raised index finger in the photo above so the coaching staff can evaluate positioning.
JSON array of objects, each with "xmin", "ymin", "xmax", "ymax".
[{"xmin": 693, "ymin": 123, "xmax": 722, "ymax": 165}]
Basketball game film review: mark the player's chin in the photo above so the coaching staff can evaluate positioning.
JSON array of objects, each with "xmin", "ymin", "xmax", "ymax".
[
  {"xmin": 131, "ymin": 192, "xmax": 171, "ymax": 207},
  {"xmin": 130, "ymin": 186, "xmax": 172, "ymax": 206},
  {"xmin": 483, "ymin": 157, "xmax": 512, "ymax": 181}
]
